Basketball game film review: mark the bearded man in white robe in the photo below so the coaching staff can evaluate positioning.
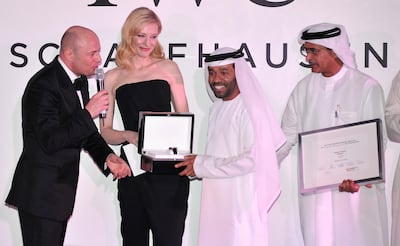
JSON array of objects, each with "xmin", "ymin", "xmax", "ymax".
[
  {"xmin": 176, "ymin": 47, "xmax": 285, "ymax": 246},
  {"xmin": 277, "ymin": 23, "xmax": 388, "ymax": 246}
]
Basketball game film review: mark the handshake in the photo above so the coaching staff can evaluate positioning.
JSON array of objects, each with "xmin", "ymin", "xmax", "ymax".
[{"xmin": 105, "ymin": 153, "xmax": 132, "ymax": 180}]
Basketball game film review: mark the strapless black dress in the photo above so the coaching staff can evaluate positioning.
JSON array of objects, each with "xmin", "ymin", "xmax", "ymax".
[
  {"xmin": 115, "ymin": 79, "xmax": 189, "ymax": 246},
  {"xmin": 116, "ymin": 79, "xmax": 171, "ymax": 132}
]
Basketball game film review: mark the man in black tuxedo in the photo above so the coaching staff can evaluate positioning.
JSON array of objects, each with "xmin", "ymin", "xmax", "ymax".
[{"xmin": 5, "ymin": 25, "xmax": 131, "ymax": 246}]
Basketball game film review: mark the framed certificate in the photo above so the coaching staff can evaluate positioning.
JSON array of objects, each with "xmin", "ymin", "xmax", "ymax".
[{"xmin": 298, "ymin": 119, "xmax": 385, "ymax": 195}]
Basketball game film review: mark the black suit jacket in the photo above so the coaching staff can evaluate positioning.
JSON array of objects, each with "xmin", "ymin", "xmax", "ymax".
[{"xmin": 6, "ymin": 57, "xmax": 112, "ymax": 221}]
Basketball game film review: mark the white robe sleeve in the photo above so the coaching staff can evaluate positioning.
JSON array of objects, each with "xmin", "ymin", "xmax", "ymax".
[
  {"xmin": 385, "ymin": 71, "xmax": 400, "ymax": 143},
  {"xmin": 194, "ymin": 152, "xmax": 255, "ymax": 179},
  {"xmin": 276, "ymin": 89, "xmax": 299, "ymax": 164},
  {"xmin": 194, "ymin": 101, "xmax": 256, "ymax": 179}
]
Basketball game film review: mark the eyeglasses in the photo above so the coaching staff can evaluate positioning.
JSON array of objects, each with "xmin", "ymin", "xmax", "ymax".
[{"xmin": 300, "ymin": 45, "xmax": 331, "ymax": 57}]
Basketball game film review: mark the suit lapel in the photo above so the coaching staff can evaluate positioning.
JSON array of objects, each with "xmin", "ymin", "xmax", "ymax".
[{"xmin": 53, "ymin": 59, "xmax": 82, "ymax": 112}]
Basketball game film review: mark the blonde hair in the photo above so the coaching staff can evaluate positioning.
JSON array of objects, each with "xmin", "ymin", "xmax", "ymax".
[{"xmin": 116, "ymin": 7, "xmax": 165, "ymax": 68}]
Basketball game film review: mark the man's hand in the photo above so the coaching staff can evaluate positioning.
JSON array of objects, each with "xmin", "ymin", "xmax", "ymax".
[
  {"xmin": 85, "ymin": 90, "xmax": 109, "ymax": 119},
  {"xmin": 175, "ymin": 155, "xmax": 197, "ymax": 177},
  {"xmin": 106, "ymin": 153, "xmax": 132, "ymax": 179},
  {"xmin": 338, "ymin": 179, "xmax": 360, "ymax": 193}
]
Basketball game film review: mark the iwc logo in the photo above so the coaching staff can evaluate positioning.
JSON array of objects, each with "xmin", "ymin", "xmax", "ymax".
[
  {"xmin": 87, "ymin": 0, "xmax": 295, "ymax": 7},
  {"xmin": 250, "ymin": 0, "xmax": 294, "ymax": 7},
  {"xmin": 88, "ymin": 0, "xmax": 116, "ymax": 6}
]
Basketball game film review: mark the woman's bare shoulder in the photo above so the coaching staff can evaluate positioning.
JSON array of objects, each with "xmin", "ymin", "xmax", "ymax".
[
  {"xmin": 153, "ymin": 59, "xmax": 181, "ymax": 75},
  {"xmin": 108, "ymin": 66, "xmax": 136, "ymax": 80},
  {"xmin": 106, "ymin": 67, "xmax": 124, "ymax": 78},
  {"xmin": 159, "ymin": 58, "xmax": 179, "ymax": 68},
  {"xmin": 104, "ymin": 67, "xmax": 130, "ymax": 89}
]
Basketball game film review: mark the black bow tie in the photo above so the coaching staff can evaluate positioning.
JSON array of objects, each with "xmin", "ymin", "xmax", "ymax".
[
  {"xmin": 74, "ymin": 76, "xmax": 88, "ymax": 91},
  {"xmin": 73, "ymin": 75, "xmax": 89, "ymax": 106}
]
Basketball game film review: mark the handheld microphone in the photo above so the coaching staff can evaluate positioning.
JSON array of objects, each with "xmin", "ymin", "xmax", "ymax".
[{"xmin": 95, "ymin": 68, "xmax": 106, "ymax": 118}]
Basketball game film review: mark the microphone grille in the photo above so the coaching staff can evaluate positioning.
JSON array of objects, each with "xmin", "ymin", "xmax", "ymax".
[{"xmin": 95, "ymin": 68, "xmax": 104, "ymax": 80}]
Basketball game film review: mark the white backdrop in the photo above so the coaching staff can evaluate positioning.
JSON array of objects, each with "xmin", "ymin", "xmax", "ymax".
[{"xmin": 1, "ymin": 1, "xmax": 400, "ymax": 245}]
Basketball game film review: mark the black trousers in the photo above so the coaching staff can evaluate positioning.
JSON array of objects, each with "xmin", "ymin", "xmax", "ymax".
[
  {"xmin": 118, "ymin": 173, "xmax": 189, "ymax": 246},
  {"xmin": 18, "ymin": 210, "xmax": 67, "ymax": 246}
]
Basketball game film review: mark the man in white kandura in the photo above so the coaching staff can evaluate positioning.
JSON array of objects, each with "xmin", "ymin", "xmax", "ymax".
[
  {"xmin": 277, "ymin": 22, "xmax": 388, "ymax": 246},
  {"xmin": 176, "ymin": 47, "xmax": 285, "ymax": 246}
]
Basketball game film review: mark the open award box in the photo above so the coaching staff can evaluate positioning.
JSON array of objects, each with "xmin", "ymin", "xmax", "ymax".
[{"xmin": 138, "ymin": 112, "xmax": 194, "ymax": 174}]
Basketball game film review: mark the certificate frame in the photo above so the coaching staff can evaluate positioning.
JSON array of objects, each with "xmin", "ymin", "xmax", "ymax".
[{"xmin": 298, "ymin": 119, "xmax": 385, "ymax": 195}]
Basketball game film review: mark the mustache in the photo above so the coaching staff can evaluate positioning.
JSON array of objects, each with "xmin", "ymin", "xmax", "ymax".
[{"xmin": 307, "ymin": 60, "xmax": 316, "ymax": 66}]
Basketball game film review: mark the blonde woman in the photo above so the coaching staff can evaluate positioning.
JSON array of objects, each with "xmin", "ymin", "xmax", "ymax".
[{"xmin": 100, "ymin": 7, "xmax": 189, "ymax": 246}]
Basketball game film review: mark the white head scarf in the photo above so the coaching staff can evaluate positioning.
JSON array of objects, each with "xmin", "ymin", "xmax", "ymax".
[
  {"xmin": 298, "ymin": 22, "xmax": 357, "ymax": 69},
  {"xmin": 204, "ymin": 47, "xmax": 286, "ymax": 220}
]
